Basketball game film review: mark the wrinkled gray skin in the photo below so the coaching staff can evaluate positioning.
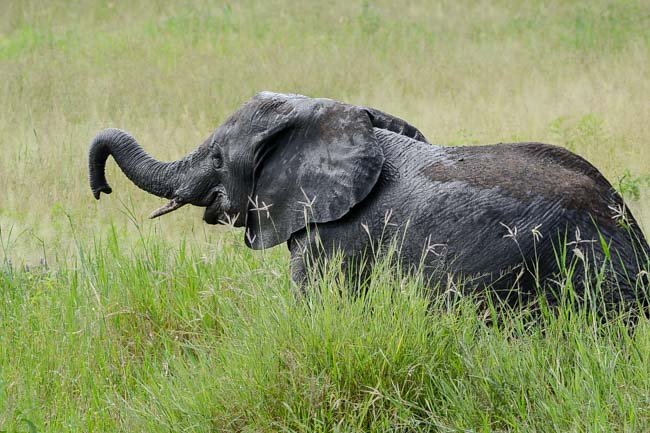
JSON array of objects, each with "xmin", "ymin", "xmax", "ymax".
[{"xmin": 89, "ymin": 91, "xmax": 649, "ymax": 313}]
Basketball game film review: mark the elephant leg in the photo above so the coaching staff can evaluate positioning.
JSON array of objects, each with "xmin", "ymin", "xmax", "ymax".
[
  {"xmin": 287, "ymin": 227, "xmax": 371, "ymax": 296},
  {"xmin": 288, "ymin": 229, "xmax": 322, "ymax": 295},
  {"xmin": 289, "ymin": 244, "xmax": 309, "ymax": 294}
]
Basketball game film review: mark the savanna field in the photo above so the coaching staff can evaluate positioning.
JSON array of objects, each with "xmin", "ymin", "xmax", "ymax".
[{"xmin": 1, "ymin": 1, "xmax": 650, "ymax": 431}]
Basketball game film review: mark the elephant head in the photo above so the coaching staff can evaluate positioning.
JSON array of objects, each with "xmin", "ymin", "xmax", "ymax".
[{"xmin": 89, "ymin": 92, "xmax": 388, "ymax": 249}]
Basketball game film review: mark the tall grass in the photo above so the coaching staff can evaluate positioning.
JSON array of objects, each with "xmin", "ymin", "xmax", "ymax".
[
  {"xmin": 1, "ymin": 0, "xmax": 650, "ymax": 431},
  {"xmin": 1, "ymin": 229, "xmax": 649, "ymax": 432}
]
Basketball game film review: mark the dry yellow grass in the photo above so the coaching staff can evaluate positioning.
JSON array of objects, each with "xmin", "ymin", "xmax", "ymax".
[{"xmin": 1, "ymin": 0, "xmax": 649, "ymax": 263}]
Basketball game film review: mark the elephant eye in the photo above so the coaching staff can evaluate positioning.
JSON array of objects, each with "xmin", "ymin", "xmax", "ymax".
[{"xmin": 212, "ymin": 152, "xmax": 223, "ymax": 169}]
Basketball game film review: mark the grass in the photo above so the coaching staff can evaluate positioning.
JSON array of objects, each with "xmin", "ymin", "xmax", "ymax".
[
  {"xmin": 1, "ymin": 0, "xmax": 650, "ymax": 431},
  {"xmin": 1, "ymin": 230, "xmax": 649, "ymax": 432}
]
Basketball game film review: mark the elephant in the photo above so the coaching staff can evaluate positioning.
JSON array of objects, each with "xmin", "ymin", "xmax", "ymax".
[{"xmin": 89, "ymin": 91, "xmax": 649, "ymax": 314}]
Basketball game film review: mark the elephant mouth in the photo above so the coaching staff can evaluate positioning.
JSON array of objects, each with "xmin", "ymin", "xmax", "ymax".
[
  {"xmin": 203, "ymin": 189, "xmax": 241, "ymax": 226},
  {"xmin": 203, "ymin": 206, "xmax": 221, "ymax": 225}
]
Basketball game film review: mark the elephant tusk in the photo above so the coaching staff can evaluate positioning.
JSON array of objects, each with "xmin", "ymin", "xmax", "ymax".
[{"xmin": 149, "ymin": 198, "xmax": 186, "ymax": 219}]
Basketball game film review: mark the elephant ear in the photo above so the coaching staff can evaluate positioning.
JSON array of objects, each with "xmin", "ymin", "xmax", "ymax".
[
  {"xmin": 244, "ymin": 95, "xmax": 384, "ymax": 249},
  {"xmin": 363, "ymin": 106, "xmax": 428, "ymax": 143}
]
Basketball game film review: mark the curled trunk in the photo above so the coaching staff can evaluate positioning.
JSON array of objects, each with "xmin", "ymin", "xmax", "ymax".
[{"xmin": 88, "ymin": 128, "xmax": 184, "ymax": 200}]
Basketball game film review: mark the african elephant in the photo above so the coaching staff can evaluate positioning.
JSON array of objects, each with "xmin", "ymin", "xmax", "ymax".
[{"xmin": 89, "ymin": 91, "xmax": 649, "ymax": 313}]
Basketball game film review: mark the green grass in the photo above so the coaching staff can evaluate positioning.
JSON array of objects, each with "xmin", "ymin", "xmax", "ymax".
[
  {"xmin": 1, "ymin": 0, "xmax": 650, "ymax": 431},
  {"xmin": 1, "ymin": 231, "xmax": 649, "ymax": 432}
]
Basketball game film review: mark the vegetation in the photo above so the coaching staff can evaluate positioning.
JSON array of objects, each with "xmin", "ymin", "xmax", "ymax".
[{"xmin": 1, "ymin": 1, "xmax": 649, "ymax": 431}]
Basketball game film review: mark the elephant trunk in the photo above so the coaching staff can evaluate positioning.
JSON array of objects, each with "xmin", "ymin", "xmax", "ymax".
[{"xmin": 88, "ymin": 128, "xmax": 185, "ymax": 204}]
